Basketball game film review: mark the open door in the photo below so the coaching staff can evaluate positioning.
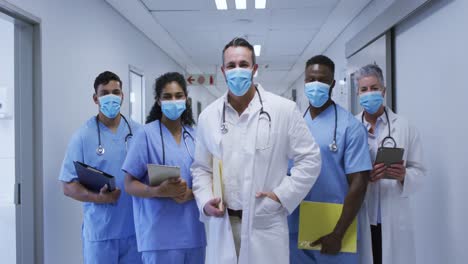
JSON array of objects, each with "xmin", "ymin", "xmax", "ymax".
[{"xmin": 0, "ymin": 4, "xmax": 41, "ymax": 263}]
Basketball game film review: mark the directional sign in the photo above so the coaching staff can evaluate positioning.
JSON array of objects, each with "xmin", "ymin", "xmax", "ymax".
[{"xmin": 186, "ymin": 74, "xmax": 216, "ymax": 86}]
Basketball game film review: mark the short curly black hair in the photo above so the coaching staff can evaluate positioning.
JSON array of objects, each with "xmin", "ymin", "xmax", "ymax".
[
  {"xmin": 305, "ymin": 55, "xmax": 335, "ymax": 75},
  {"xmin": 146, "ymin": 72, "xmax": 195, "ymax": 126},
  {"xmin": 93, "ymin": 71, "xmax": 122, "ymax": 93}
]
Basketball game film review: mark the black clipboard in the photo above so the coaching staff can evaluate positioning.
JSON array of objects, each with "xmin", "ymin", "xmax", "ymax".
[{"xmin": 73, "ymin": 161, "xmax": 116, "ymax": 192}]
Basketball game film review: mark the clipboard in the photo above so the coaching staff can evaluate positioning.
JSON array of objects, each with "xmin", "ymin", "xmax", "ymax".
[
  {"xmin": 73, "ymin": 161, "xmax": 116, "ymax": 192},
  {"xmin": 298, "ymin": 201, "xmax": 357, "ymax": 253},
  {"xmin": 147, "ymin": 164, "xmax": 180, "ymax": 186}
]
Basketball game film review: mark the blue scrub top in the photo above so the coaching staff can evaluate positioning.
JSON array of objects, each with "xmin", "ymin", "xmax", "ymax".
[
  {"xmin": 122, "ymin": 120, "xmax": 206, "ymax": 252},
  {"xmin": 288, "ymin": 104, "xmax": 372, "ymax": 234},
  {"xmin": 59, "ymin": 116, "xmax": 141, "ymax": 241}
]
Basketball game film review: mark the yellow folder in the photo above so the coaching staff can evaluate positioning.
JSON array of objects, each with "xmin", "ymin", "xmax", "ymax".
[
  {"xmin": 298, "ymin": 201, "xmax": 357, "ymax": 253},
  {"xmin": 212, "ymin": 157, "xmax": 224, "ymax": 210}
]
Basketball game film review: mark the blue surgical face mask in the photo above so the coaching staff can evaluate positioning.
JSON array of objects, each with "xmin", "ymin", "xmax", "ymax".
[
  {"xmin": 161, "ymin": 99, "xmax": 186, "ymax": 121},
  {"xmin": 225, "ymin": 68, "xmax": 253, "ymax": 97},
  {"xmin": 304, "ymin": 81, "xmax": 331, "ymax": 108},
  {"xmin": 359, "ymin": 91, "xmax": 384, "ymax": 114},
  {"xmin": 98, "ymin": 94, "xmax": 122, "ymax": 119}
]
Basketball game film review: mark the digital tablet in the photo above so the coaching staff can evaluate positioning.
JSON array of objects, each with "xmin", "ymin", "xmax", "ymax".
[
  {"xmin": 147, "ymin": 164, "xmax": 180, "ymax": 186},
  {"xmin": 374, "ymin": 147, "xmax": 405, "ymax": 179}
]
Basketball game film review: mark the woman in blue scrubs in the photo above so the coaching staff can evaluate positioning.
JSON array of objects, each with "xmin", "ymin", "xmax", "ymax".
[{"xmin": 122, "ymin": 72, "xmax": 206, "ymax": 264}]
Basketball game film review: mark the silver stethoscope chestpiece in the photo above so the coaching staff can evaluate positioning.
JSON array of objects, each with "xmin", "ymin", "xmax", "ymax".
[
  {"xmin": 221, "ymin": 123, "xmax": 228, "ymax": 134},
  {"xmin": 329, "ymin": 141, "xmax": 338, "ymax": 152},
  {"xmin": 96, "ymin": 145, "xmax": 105, "ymax": 156}
]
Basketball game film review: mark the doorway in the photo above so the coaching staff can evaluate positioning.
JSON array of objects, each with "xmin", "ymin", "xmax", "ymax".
[{"xmin": 0, "ymin": 3, "xmax": 41, "ymax": 263}]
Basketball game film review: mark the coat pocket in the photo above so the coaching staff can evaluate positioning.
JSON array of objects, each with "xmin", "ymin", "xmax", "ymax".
[{"xmin": 253, "ymin": 197, "xmax": 285, "ymax": 229}]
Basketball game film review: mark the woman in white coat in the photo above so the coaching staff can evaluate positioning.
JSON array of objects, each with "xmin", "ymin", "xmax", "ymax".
[{"xmin": 355, "ymin": 64, "xmax": 425, "ymax": 264}]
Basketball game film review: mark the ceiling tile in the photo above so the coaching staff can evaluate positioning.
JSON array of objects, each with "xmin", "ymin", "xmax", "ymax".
[
  {"xmin": 270, "ymin": 8, "xmax": 331, "ymax": 30},
  {"xmin": 268, "ymin": 0, "xmax": 340, "ymax": 9},
  {"xmin": 265, "ymin": 29, "xmax": 319, "ymax": 57},
  {"xmin": 142, "ymin": 0, "xmax": 211, "ymax": 11},
  {"xmin": 152, "ymin": 10, "xmax": 270, "ymax": 32},
  {"xmin": 139, "ymin": 0, "xmax": 345, "ymax": 94}
]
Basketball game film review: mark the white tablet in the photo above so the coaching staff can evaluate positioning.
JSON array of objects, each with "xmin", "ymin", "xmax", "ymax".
[{"xmin": 147, "ymin": 164, "xmax": 180, "ymax": 186}]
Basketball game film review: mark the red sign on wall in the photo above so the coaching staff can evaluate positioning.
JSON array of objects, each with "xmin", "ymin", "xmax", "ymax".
[{"xmin": 186, "ymin": 74, "xmax": 216, "ymax": 86}]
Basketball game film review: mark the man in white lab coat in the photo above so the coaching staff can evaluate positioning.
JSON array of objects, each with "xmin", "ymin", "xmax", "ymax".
[
  {"xmin": 355, "ymin": 64, "xmax": 425, "ymax": 264},
  {"xmin": 191, "ymin": 37, "xmax": 322, "ymax": 264}
]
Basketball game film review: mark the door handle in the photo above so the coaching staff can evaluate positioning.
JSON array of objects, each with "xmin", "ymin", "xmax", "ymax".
[{"xmin": 14, "ymin": 183, "xmax": 21, "ymax": 205}]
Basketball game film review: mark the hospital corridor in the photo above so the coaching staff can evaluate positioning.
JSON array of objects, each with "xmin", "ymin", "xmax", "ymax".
[{"xmin": 0, "ymin": 0, "xmax": 467, "ymax": 263}]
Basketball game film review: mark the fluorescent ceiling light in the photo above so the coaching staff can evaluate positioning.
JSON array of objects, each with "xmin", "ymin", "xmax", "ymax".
[
  {"xmin": 235, "ymin": 0, "xmax": 247, "ymax": 9},
  {"xmin": 215, "ymin": 0, "xmax": 228, "ymax": 10},
  {"xmin": 255, "ymin": 0, "xmax": 266, "ymax": 9},
  {"xmin": 254, "ymin": 45, "xmax": 261, "ymax": 56}
]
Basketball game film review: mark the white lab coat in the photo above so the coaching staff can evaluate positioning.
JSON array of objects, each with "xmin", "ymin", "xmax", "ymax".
[
  {"xmin": 192, "ymin": 84, "xmax": 321, "ymax": 264},
  {"xmin": 357, "ymin": 107, "xmax": 425, "ymax": 264}
]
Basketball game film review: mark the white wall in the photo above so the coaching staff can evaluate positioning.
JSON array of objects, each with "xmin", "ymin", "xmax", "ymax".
[
  {"xmin": 394, "ymin": 0, "xmax": 467, "ymax": 263},
  {"xmin": 188, "ymin": 85, "xmax": 218, "ymax": 123},
  {"xmin": 6, "ymin": 0, "xmax": 183, "ymax": 263},
  {"xmin": 291, "ymin": 0, "xmax": 395, "ymax": 112},
  {"xmin": 0, "ymin": 14, "xmax": 16, "ymax": 264}
]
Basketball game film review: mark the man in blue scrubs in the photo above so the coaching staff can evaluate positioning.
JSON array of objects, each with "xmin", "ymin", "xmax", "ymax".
[
  {"xmin": 59, "ymin": 71, "xmax": 142, "ymax": 264},
  {"xmin": 288, "ymin": 55, "xmax": 373, "ymax": 264}
]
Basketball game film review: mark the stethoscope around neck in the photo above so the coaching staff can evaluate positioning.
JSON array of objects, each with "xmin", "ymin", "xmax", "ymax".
[
  {"xmin": 361, "ymin": 108, "xmax": 397, "ymax": 148},
  {"xmin": 159, "ymin": 121, "xmax": 195, "ymax": 165},
  {"xmin": 303, "ymin": 101, "xmax": 339, "ymax": 152},
  {"xmin": 96, "ymin": 114, "xmax": 133, "ymax": 156},
  {"xmin": 220, "ymin": 86, "xmax": 271, "ymax": 135}
]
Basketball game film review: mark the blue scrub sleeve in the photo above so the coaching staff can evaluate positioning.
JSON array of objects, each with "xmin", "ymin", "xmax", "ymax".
[
  {"xmin": 122, "ymin": 128, "xmax": 149, "ymax": 180},
  {"xmin": 287, "ymin": 159, "xmax": 293, "ymax": 176},
  {"xmin": 344, "ymin": 121, "xmax": 373, "ymax": 174},
  {"xmin": 59, "ymin": 132, "xmax": 83, "ymax": 183}
]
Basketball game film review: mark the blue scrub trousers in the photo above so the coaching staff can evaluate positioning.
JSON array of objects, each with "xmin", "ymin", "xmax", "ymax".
[
  {"xmin": 83, "ymin": 235, "xmax": 142, "ymax": 264},
  {"xmin": 141, "ymin": 247, "xmax": 205, "ymax": 264},
  {"xmin": 289, "ymin": 233, "xmax": 358, "ymax": 264}
]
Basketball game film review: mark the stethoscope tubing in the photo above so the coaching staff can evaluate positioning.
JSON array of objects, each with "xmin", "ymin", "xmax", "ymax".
[
  {"xmin": 361, "ymin": 108, "xmax": 397, "ymax": 148},
  {"xmin": 96, "ymin": 114, "xmax": 133, "ymax": 156},
  {"xmin": 303, "ymin": 101, "xmax": 338, "ymax": 152},
  {"xmin": 159, "ymin": 121, "xmax": 195, "ymax": 165},
  {"xmin": 221, "ymin": 86, "xmax": 271, "ymax": 134}
]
